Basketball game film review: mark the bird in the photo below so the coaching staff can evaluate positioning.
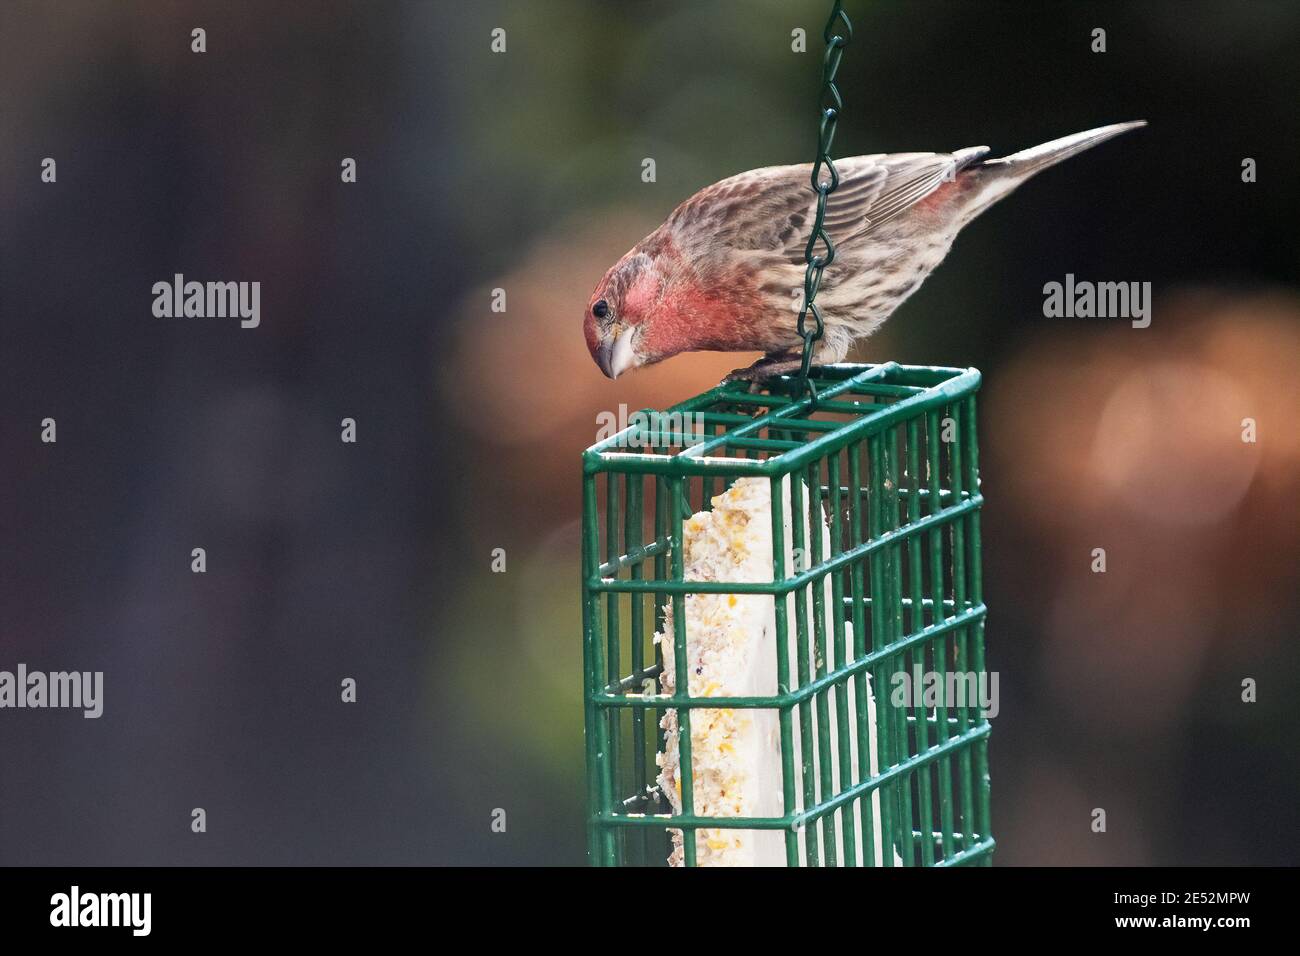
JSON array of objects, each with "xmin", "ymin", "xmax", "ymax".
[{"xmin": 584, "ymin": 121, "xmax": 1145, "ymax": 381}]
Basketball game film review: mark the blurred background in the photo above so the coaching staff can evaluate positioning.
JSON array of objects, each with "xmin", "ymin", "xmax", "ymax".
[{"xmin": 0, "ymin": 0, "xmax": 1296, "ymax": 865}]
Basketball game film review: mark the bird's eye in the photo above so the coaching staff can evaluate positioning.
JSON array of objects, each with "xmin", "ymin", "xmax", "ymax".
[{"xmin": 592, "ymin": 299, "xmax": 609, "ymax": 320}]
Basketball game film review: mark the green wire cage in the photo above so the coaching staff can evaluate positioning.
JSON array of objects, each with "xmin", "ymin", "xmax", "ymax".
[{"xmin": 581, "ymin": 363, "xmax": 993, "ymax": 866}]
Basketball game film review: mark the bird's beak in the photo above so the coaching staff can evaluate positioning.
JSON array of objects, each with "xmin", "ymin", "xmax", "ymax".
[
  {"xmin": 597, "ymin": 325, "xmax": 637, "ymax": 380},
  {"xmin": 596, "ymin": 341, "xmax": 615, "ymax": 379}
]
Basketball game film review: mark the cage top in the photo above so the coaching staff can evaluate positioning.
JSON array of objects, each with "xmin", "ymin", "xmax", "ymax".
[{"xmin": 584, "ymin": 362, "xmax": 980, "ymax": 478}]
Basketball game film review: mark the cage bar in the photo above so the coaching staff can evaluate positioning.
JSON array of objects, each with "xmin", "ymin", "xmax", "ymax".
[{"xmin": 581, "ymin": 363, "xmax": 993, "ymax": 866}]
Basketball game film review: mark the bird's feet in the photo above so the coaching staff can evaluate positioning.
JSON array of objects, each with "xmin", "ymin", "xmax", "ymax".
[{"xmin": 723, "ymin": 354, "xmax": 806, "ymax": 385}]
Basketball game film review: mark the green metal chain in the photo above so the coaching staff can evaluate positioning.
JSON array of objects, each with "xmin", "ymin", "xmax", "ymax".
[{"xmin": 793, "ymin": 0, "xmax": 852, "ymax": 403}]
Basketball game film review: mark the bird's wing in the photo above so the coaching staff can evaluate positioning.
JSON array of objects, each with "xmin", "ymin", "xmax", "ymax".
[
  {"xmin": 669, "ymin": 153, "xmax": 979, "ymax": 264},
  {"xmin": 849, "ymin": 153, "xmax": 958, "ymax": 230}
]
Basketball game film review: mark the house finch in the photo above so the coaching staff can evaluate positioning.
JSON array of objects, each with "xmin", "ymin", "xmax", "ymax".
[{"xmin": 585, "ymin": 121, "xmax": 1145, "ymax": 380}]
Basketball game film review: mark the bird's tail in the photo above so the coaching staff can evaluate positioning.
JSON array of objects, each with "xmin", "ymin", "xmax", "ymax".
[
  {"xmin": 979, "ymin": 120, "xmax": 1146, "ymax": 182},
  {"xmin": 956, "ymin": 120, "xmax": 1145, "ymax": 221}
]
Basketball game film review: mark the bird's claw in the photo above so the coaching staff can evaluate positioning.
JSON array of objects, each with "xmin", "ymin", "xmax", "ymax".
[
  {"xmin": 723, "ymin": 366, "xmax": 762, "ymax": 384},
  {"xmin": 722, "ymin": 356, "xmax": 807, "ymax": 387}
]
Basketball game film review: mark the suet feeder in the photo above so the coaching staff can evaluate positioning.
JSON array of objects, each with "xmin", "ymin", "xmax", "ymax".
[
  {"xmin": 581, "ymin": 364, "xmax": 993, "ymax": 866},
  {"xmin": 582, "ymin": 1, "xmax": 991, "ymax": 866}
]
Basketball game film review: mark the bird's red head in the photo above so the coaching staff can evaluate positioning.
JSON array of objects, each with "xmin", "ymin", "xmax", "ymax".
[{"xmin": 584, "ymin": 251, "xmax": 663, "ymax": 379}]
